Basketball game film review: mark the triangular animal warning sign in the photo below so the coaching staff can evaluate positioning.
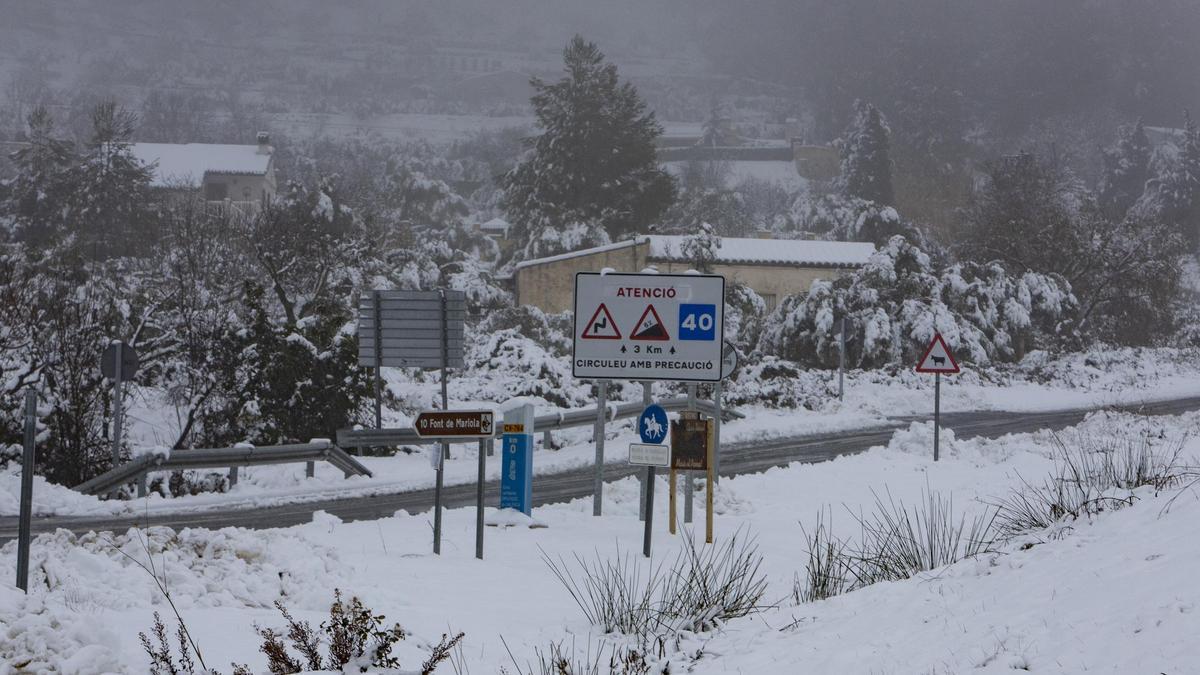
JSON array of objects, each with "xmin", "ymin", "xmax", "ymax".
[
  {"xmin": 915, "ymin": 333, "xmax": 960, "ymax": 373},
  {"xmin": 630, "ymin": 305, "xmax": 670, "ymax": 341},
  {"xmin": 582, "ymin": 304, "xmax": 622, "ymax": 339}
]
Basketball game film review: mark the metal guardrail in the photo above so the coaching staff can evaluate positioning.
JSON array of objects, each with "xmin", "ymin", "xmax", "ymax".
[
  {"xmin": 74, "ymin": 441, "xmax": 372, "ymax": 496},
  {"xmin": 337, "ymin": 396, "xmax": 743, "ymax": 448}
]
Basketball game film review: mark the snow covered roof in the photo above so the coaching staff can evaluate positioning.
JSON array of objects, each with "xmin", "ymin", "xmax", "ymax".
[
  {"xmin": 480, "ymin": 217, "xmax": 511, "ymax": 233},
  {"xmin": 645, "ymin": 235, "xmax": 874, "ymax": 267},
  {"xmin": 514, "ymin": 235, "xmax": 874, "ymax": 271},
  {"xmin": 128, "ymin": 143, "xmax": 272, "ymax": 188}
]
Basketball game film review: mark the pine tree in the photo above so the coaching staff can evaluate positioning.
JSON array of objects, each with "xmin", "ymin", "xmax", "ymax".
[
  {"xmin": 67, "ymin": 101, "xmax": 157, "ymax": 258},
  {"xmin": 1, "ymin": 105, "xmax": 75, "ymax": 245},
  {"xmin": 837, "ymin": 100, "xmax": 894, "ymax": 206},
  {"xmin": 1099, "ymin": 118, "xmax": 1151, "ymax": 219},
  {"xmin": 1136, "ymin": 111, "xmax": 1200, "ymax": 251},
  {"xmin": 501, "ymin": 35, "xmax": 675, "ymax": 247}
]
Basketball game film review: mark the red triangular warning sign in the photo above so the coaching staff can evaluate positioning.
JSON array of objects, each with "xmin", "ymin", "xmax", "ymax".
[
  {"xmin": 582, "ymin": 304, "xmax": 622, "ymax": 339},
  {"xmin": 915, "ymin": 333, "xmax": 960, "ymax": 373},
  {"xmin": 630, "ymin": 305, "xmax": 670, "ymax": 341}
]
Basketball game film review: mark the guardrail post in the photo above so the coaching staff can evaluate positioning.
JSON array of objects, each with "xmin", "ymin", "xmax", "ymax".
[
  {"xmin": 228, "ymin": 466, "xmax": 239, "ymax": 487},
  {"xmin": 16, "ymin": 390, "xmax": 36, "ymax": 592},
  {"xmin": 305, "ymin": 461, "xmax": 315, "ymax": 478},
  {"xmin": 542, "ymin": 429, "xmax": 553, "ymax": 450}
]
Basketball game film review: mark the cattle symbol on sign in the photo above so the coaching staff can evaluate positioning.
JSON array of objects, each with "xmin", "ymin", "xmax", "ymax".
[
  {"xmin": 630, "ymin": 305, "xmax": 669, "ymax": 341},
  {"xmin": 915, "ymin": 333, "xmax": 960, "ymax": 374},
  {"xmin": 582, "ymin": 304, "xmax": 621, "ymax": 339}
]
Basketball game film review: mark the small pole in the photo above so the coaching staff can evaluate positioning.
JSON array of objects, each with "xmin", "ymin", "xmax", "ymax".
[
  {"xmin": 643, "ymin": 464, "xmax": 655, "ymax": 558},
  {"xmin": 305, "ymin": 461, "xmax": 315, "ymax": 478},
  {"xmin": 373, "ymin": 290, "xmax": 383, "ymax": 434},
  {"xmin": 111, "ymin": 341, "xmax": 124, "ymax": 470},
  {"xmin": 639, "ymin": 381, "xmax": 651, "ymax": 521},
  {"xmin": 433, "ymin": 447, "xmax": 444, "ymax": 555},
  {"xmin": 933, "ymin": 372, "xmax": 941, "ymax": 462},
  {"xmin": 228, "ymin": 465, "xmax": 239, "ymax": 487},
  {"xmin": 706, "ymin": 418, "xmax": 714, "ymax": 544},
  {"xmin": 684, "ymin": 384, "xmax": 695, "ymax": 524},
  {"xmin": 476, "ymin": 438, "xmax": 485, "ymax": 560},
  {"xmin": 668, "ymin": 467, "xmax": 677, "ymax": 535},
  {"xmin": 838, "ymin": 317, "xmax": 846, "ymax": 401},
  {"xmin": 434, "ymin": 290, "xmax": 449, "ymax": 554},
  {"xmin": 16, "ymin": 390, "xmax": 36, "ymax": 592},
  {"xmin": 592, "ymin": 381, "xmax": 608, "ymax": 516},
  {"xmin": 712, "ymin": 380, "xmax": 722, "ymax": 483}
]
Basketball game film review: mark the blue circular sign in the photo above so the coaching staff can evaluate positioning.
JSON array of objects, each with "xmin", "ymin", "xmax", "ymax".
[{"xmin": 638, "ymin": 404, "xmax": 669, "ymax": 444}]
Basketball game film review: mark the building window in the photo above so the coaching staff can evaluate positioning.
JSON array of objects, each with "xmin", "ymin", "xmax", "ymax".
[
  {"xmin": 205, "ymin": 181, "xmax": 228, "ymax": 201},
  {"xmin": 761, "ymin": 293, "xmax": 778, "ymax": 313}
]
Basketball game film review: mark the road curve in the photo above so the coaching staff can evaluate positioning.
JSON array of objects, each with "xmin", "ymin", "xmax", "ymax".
[{"xmin": 2, "ymin": 396, "xmax": 1198, "ymax": 543}]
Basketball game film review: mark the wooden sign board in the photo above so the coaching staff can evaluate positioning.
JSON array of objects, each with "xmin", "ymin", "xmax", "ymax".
[
  {"xmin": 414, "ymin": 410, "xmax": 495, "ymax": 439},
  {"xmin": 670, "ymin": 416, "xmax": 710, "ymax": 471}
]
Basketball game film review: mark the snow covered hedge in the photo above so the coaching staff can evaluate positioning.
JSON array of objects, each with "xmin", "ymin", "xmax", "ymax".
[{"xmin": 759, "ymin": 236, "xmax": 1075, "ymax": 368}]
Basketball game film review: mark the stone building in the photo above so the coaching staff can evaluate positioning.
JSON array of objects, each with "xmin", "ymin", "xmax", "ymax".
[{"xmin": 513, "ymin": 235, "xmax": 875, "ymax": 314}]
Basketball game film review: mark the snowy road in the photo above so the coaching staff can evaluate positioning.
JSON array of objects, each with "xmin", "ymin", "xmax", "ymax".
[{"xmin": 3, "ymin": 395, "xmax": 1198, "ymax": 543}]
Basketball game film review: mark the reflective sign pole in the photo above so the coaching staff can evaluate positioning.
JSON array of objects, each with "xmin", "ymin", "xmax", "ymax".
[
  {"xmin": 934, "ymin": 373, "xmax": 941, "ymax": 462},
  {"xmin": 639, "ymin": 382, "xmax": 651, "ymax": 521},
  {"xmin": 593, "ymin": 381, "xmax": 608, "ymax": 516}
]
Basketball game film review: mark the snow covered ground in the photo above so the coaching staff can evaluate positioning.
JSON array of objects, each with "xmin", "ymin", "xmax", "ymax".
[
  {"xmin": 2, "ymin": 409, "xmax": 1198, "ymax": 673},
  {"xmin": 3, "ymin": 347, "xmax": 1199, "ymax": 519}
]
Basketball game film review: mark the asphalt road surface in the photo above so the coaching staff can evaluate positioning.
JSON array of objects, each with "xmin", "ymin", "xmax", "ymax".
[{"xmin": 2, "ymin": 396, "xmax": 1198, "ymax": 543}]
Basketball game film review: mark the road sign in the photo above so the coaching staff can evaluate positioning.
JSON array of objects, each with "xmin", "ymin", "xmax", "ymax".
[
  {"xmin": 414, "ymin": 410, "xmax": 495, "ymax": 439},
  {"xmin": 101, "ymin": 341, "xmax": 139, "ymax": 381},
  {"xmin": 670, "ymin": 414, "xmax": 710, "ymax": 471},
  {"xmin": 357, "ymin": 290, "xmax": 466, "ymax": 369},
  {"xmin": 573, "ymin": 272, "xmax": 725, "ymax": 382},
  {"xmin": 581, "ymin": 304, "xmax": 622, "ymax": 339},
  {"xmin": 629, "ymin": 443, "xmax": 671, "ymax": 467},
  {"xmin": 638, "ymin": 404, "xmax": 669, "ymax": 444},
  {"xmin": 915, "ymin": 333, "xmax": 960, "ymax": 374},
  {"xmin": 720, "ymin": 341, "xmax": 739, "ymax": 380},
  {"xmin": 500, "ymin": 405, "xmax": 534, "ymax": 515}
]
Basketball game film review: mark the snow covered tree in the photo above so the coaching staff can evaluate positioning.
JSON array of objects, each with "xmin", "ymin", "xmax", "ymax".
[
  {"xmin": 1099, "ymin": 119, "xmax": 1151, "ymax": 219},
  {"xmin": 758, "ymin": 236, "xmax": 1073, "ymax": 368},
  {"xmin": 1136, "ymin": 112, "xmax": 1200, "ymax": 252},
  {"xmin": 1, "ymin": 106, "xmax": 75, "ymax": 246},
  {"xmin": 790, "ymin": 193, "xmax": 922, "ymax": 247},
  {"xmin": 837, "ymin": 100, "xmax": 894, "ymax": 207},
  {"xmin": 698, "ymin": 99, "xmax": 738, "ymax": 148},
  {"xmin": 680, "ymin": 222, "xmax": 721, "ymax": 272},
  {"xmin": 66, "ymin": 101, "xmax": 156, "ymax": 258},
  {"xmin": 501, "ymin": 35, "xmax": 675, "ymax": 248}
]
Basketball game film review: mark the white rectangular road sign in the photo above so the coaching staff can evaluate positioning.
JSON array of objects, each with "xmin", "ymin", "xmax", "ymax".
[
  {"xmin": 629, "ymin": 443, "xmax": 671, "ymax": 467},
  {"xmin": 573, "ymin": 272, "xmax": 725, "ymax": 382}
]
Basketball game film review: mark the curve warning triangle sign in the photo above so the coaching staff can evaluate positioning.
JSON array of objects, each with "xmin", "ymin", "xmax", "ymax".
[
  {"xmin": 582, "ymin": 303, "xmax": 622, "ymax": 339},
  {"xmin": 915, "ymin": 332, "xmax": 960, "ymax": 373},
  {"xmin": 630, "ymin": 305, "xmax": 670, "ymax": 341}
]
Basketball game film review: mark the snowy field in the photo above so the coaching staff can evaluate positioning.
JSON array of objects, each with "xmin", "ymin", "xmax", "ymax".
[
  {"xmin": 3, "ymin": 347, "xmax": 1200, "ymax": 520},
  {"xmin": 2, "ymin": 409, "xmax": 1199, "ymax": 673}
]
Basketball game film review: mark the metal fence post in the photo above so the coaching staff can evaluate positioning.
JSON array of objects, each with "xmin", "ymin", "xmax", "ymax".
[{"xmin": 17, "ymin": 390, "xmax": 37, "ymax": 592}]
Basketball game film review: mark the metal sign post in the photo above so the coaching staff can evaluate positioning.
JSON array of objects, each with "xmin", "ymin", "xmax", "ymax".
[
  {"xmin": 639, "ymin": 382, "xmax": 652, "ymax": 521},
  {"xmin": 101, "ymin": 341, "xmax": 138, "ymax": 496},
  {"xmin": 914, "ymin": 333, "xmax": 960, "ymax": 463},
  {"xmin": 413, "ymin": 409, "xmax": 494, "ymax": 554},
  {"xmin": 592, "ymin": 381, "xmax": 608, "ymax": 517},
  {"xmin": 111, "ymin": 341, "xmax": 123, "ymax": 470},
  {"xmin": 684, "ymin": 384, "xmax": 696, "ymax": 524},
  {"xmin": 476, "ymin": 438, "xmax": 486, "ymax": 560},
  {"xmin": 16, "ymin": 390, "xmax": 36, "ymax": 592},
  {"xmin": 373, "ymin": 290, "xmax": 383, "ymax": 431}
]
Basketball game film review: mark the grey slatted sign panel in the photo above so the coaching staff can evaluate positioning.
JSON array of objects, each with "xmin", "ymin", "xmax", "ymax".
[{"xmin": 357, "ymin": 290, "xmax": 467, "ymax": 368}]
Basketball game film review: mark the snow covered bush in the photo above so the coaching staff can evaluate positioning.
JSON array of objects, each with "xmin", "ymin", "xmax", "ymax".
[
  {"xmin": 465, "ymin": 329, "xmax": 587, "ymax": 408},
  {"xmin": 723, "ymin": 282, "xmax": 767, "ymax": 353},
  {"xmin": 759, "ymin": 236, "xmax": 1074, "ymax": 368}
]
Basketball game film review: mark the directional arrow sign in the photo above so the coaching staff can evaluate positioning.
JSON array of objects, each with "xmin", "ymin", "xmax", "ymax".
[{"xmin": 414, "ymin": 410, "xmax": 496, "ymax": 439}]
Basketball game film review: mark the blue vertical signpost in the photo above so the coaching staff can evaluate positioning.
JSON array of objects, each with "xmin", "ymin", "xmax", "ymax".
[
  {"xmin": 631, "ymin": 403, "xmax": 669, "ymax": 558},
  {"xmin": 501, "ymin": 404, "xmax": 534, "ymax": 515}
]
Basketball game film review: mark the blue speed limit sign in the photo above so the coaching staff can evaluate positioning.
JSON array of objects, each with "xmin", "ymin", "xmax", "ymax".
[{"xmin": 678, "ymin": 304, "xmax": 717, "ymax": 341}]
